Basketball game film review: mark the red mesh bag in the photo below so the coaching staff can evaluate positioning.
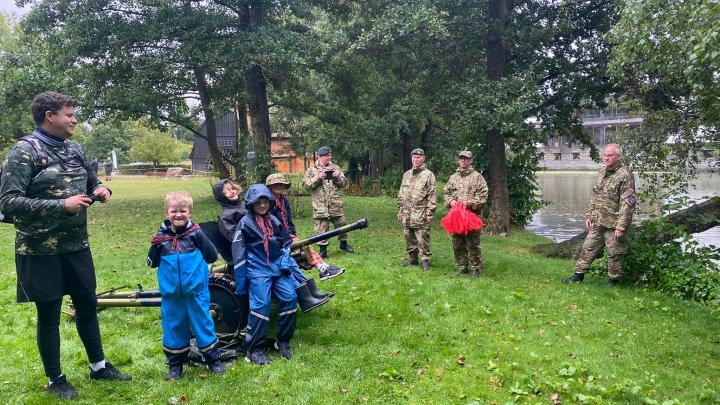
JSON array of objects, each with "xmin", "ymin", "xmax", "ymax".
[{"xmin": 440, "ymin": 202, "xmax": 484, "ymax": 235}]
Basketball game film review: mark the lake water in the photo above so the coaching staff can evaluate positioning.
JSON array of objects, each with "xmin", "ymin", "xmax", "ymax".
[{"xmin": 527, "ymin": 171, "xmax": 720, "ymax": 248}]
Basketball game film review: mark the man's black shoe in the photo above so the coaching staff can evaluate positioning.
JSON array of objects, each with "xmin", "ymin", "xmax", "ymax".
[
  {"xmin": 319, "ymin": 265, "xmax": 344, "ymax": 281},
  {"xmin": 562, "ymin": 273, "xmax": 585, "ymax": 283},
  {"xmin": 48, "ymin": 375, "xmax": 78, "ymax": 400},
  {"xmin": 89, "ymin": 361, "xmax": 132, "ymax": 381},
  {"xmin": 339, "ymin": 241, "xmax": 354, "ymax": 253},
  {"xmin": 208, "ymin": 361, "xmax": 225, "ymax": 375},
  {"xmin": 319, "ymin": 245, "xmax": 328, "ymax": 259},
  {"xmin": 607, "ymin": 278, "xmax": 620, "ymax": 286},
  {"xmin": 166, "ymin": 366, "xmax": 183, "ymax": 381}
]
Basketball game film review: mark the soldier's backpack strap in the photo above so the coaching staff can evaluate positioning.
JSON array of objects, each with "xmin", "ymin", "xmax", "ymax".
[
  {"xmin": 0, "ymin": 135, "xmax": 49, "ymax": 224},
  {"xmin": 19, "ymin": 135, "xmax": 50, "ymax": 175}
]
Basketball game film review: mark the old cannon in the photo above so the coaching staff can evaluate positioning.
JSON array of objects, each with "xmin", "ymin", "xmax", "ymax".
[{"xmin": 69, "ymin": 218, "xmax": 369, "ymax": 351}]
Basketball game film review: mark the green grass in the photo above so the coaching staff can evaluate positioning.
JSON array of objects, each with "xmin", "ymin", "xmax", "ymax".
[{"xmin": 0, "ymin": 177, "xmax": 718, "ymax": 404}]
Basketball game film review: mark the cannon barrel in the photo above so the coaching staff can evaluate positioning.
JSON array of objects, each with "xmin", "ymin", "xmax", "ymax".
[{"xmin": 290, "ymin": 218, "xmax": 368, "ymax": 251}]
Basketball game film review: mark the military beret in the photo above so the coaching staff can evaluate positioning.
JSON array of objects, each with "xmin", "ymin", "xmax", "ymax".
[
  {"xmin": 458, "ymin": 150, "xmax": 472, "ymax": 159},
  {"xmin": 317, "ymin": 146, "xmax": 331, "ymax": 156},
  {"xmin": 411, "ymin": 148, "xmax": 425, "ymax": 156}
]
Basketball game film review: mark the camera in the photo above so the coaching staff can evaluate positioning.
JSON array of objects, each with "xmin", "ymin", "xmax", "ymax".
[
  {"xmin": 84, "ymin": 194, "xmax": 102, "ymax": 205},
  {"xmin": 324, "ymin": 170, "xmax": 334, "ymax": 180}
]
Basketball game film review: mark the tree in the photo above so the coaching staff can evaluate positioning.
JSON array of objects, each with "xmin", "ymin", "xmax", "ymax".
[{"xmin": 130, "ymin": 129, "xmax": 181, "ymax": 166}]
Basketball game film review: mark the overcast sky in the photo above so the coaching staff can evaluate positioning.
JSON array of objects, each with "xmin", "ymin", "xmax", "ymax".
[{"xmin": 0, "ymin": 0, "xmax": 27, "ymax": 16}]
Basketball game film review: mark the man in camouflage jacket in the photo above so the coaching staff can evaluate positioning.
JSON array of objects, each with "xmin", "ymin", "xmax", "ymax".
[
  {"xmin": 0, "ymin": 92, "xmax": 130, "ymax": 399},
  {"xmin": 397, "ymin": 148, "xmax": 437, "ymax": 270},
  {"xmin": 443, "ymin": 150, "xmax": 489, "ymax": 276},
  {"xmin": 563, "ymin": 144, "xmax": 636, "ymax": 286},
  {"xmin": 302, "ymin": 146, "xmax": 354, "ymax": 258}
]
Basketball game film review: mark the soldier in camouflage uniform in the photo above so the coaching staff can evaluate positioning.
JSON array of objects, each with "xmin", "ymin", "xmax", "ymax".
[
  {"xmin": 443, "ymin": 150, "xmax": 489, "ymax": 276},
  {"xmin": 0, "ymin": 92, "xmax": 131, "ymax": 400},
  {"xmin": 562, "ymin": 144, "xmax": 636, "ymax": 286},
  {"xmin": 397, "ymin": 148, "xmax": 437, "ymax": 271},
  {"xmin": 302, "ymin": 146, "xmax": 354, "ymax": 258}
]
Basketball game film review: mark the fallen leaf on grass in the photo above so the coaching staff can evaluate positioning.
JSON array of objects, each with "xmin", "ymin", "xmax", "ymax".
[
  {"xmin": 456, "ymin": 355, "xmax": 465, "ymax": 366},
  {"xmin": 2, "ymin": 381, "xmax": 10, "ymax": 384},
  {"xmin": 389, "ymin": 349, "xmax": 400, "ymax": 356},
  {"xmin": 198, "ymin": 372, "xmax": 207, "ymax": 378},
  {"xmin": 549, "ymin": 393, "xmax": 561, "ymax": 404},
  {"xmin": 569, "ymin": 304, "xmax": 578, "ymax": 312},
  {"xmin": 339, "ymin": 387, "xmax": 348, "ymax": 393},
  {"xmin": 358, "ymin": 396, "xmax": 368, "ymax": 402},
  {"xmin": 168, "ymin": 395, "xmax": 189, "ymax": 404},
  {"xmin": 416, "ymin": 368, "xmax": 425, "ymax": 376}
]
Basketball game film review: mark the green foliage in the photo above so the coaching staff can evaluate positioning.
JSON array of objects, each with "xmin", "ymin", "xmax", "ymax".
[
  {"xmin": 506, "ymin": 147, "xmax": 545, "ymax": 227},
  {"xmin": 129, "ymin": 127, "xmax": 181, "ymax": 166}
]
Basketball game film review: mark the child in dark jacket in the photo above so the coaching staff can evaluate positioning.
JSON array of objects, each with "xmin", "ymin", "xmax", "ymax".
[
  {"xmin": 147, "ymin": 192, "xmax": 225, "ymax": 380},
  {"xmin": 232, "ymin": 184, "xmax": 297, "ymax": 365},
  {"xmin": 212, "ymin": 179, "xmax": 246, "ymax": 242}
]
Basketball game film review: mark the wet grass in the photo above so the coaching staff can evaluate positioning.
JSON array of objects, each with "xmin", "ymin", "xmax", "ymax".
[{"xmin": 0, "ymin": 177, "xmax": 718, "ymax": 404}]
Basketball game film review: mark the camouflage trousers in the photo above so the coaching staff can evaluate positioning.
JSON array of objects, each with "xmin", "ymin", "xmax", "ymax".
[
  {"xmin": 451, "ymin": 231, "xmax": 483, "ymax": 273},
  {"xmin": 403, "ymin": 224, "xmax": 432, "ymax": 261},
  {"xmin": 314, "ymin": 215, "xmax": 347, "ymax": 246},
  {"xmin": 575, "ymin": 226, "xmax": 629, "ymax": 280}
]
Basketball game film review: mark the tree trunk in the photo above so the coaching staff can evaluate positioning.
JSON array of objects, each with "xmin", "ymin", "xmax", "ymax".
[
  {"xmin": 532, "ymin": 196, "xmax": 720, "ymax": 259},
  {"xmin": 485, "ymin": 0, "xmax": 510, "ymax": 235},
  {"xmin": 420, "ymin": 119, "xmax": 431, "ymax": 153},
  {"xmin": 233, "ymin": 106, "xmax": 250, "ymax": 185},
  {"xmin": 193, "ymin": 66, "xmax": 230, "ymax": 179},
  {"xmin": 243, "ymin": 0, "xmax": 273, "ymax": 183},
  {"xmin": 401, "ymin": 128, "xmax": 411, "ymax": 171}
]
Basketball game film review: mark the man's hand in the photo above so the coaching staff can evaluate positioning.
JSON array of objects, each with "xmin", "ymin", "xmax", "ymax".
[
  {"xmin": 397, "ymin": 212, "xmax": 403, "ymax": 221},
  {"xmin": 585, "ymin": 218, "xmax": 594, "ymax": 230},
  {"xmin": 332, "ymin": 168, "xmax": 340, "ymax": 178},
  {"xmin": 65, "ymin": 194, "xmax": 92, "ymax": 214},
  {"xmin": 450, "ymin": 200, "xmax": 458, "ymax": 207},
  {"xmin": 316, "ymin": 170, "xmax": 325, "ymax": 181},
  {"xmin": 614, "ymin": 229, "xmax": 624, "ymax": 239},
  {"xmin": 93, "ymin": 187, "xmax": 111, "ymax": 202},
  {"xmin": 426, "ymin": 215, "xmax": 434, "ymax": 222}
]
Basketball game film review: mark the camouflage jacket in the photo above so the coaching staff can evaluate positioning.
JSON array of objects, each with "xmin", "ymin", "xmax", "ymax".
[
  {"xmin": 0, "ymin": 132, "xmax": 104, "ymax": 255},
  {"xmin": 397, "ymin": 165, "xmax": 437, "ymax": 228},
  {"xmin": 443, "ymin": 167, "xmax": 488, "ymax": 214},
  {"xmin": 302, "ymin": 161, "xmax": 347, "ymax": 219},
  {"xmin": 586, "ymin": 163, "xmax": 636, "ymax": 231}
]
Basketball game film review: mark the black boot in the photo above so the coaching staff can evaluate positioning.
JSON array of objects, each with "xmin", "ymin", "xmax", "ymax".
[
  {"xmin": 562, "ymin": 272, "xmax": 585, "ymax": 283},
  {"xmin": 319, "ymin": 245, "xmax": 328, "ymax": 259},
  {"xmin": 307, "ymin": 278, "xmax": 334, "ymax": 299},
  {"xmin": 48, "ymin": 375, "xmax": 78, "ymax": 400},
  {"xmin": 339, "ymin": 240, "xmax": 354, "ymax": 253},
  {"xmin": 296, "ymin": 283, "xmax": 331, "ymax": 313},
  {"xmin": 401, "ymin": 252, "xmax": 419, "ymax": 266}
]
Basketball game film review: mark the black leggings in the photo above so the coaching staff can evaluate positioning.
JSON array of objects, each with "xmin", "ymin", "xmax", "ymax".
[{"xmin": 35, "ymin": 293, "xmax": 104, "ymax": 379}]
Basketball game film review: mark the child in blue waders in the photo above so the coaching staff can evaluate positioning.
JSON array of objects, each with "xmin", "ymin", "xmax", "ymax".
[
  {"xmin": 147, "ymin": 191, "xmax": 225, "ymax": 380},
  {"xmin": 232, "ymin": 184, "xmax": 297, "ymax": 365}
]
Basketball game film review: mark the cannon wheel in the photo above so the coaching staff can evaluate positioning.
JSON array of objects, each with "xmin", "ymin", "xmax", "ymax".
[{"xmin": 209, "ymin": 274, "xmax": 247, "ymax": 334}]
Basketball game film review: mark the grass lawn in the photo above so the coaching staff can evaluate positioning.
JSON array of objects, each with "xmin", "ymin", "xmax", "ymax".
[{"xmin": 0, "ymin": 177, "xmax": 718, "ymax": 404}]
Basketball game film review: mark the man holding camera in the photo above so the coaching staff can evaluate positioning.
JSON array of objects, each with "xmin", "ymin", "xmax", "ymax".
[{"xmin": 302, "ymin": 146, "xmax": 354, "ymax": 258}]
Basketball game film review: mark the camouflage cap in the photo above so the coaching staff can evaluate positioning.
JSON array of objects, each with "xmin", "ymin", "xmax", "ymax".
[
  {"xmin": 411, "ymin": 148, "xmax": 425, "ymax": 156},
  {"xmin": 265, "ymin": 173, "xmax": 291, "ymax": 187},
  {"xmin": 317, "ymin": 146, "xmax": 331, "ymax": 156},
  {"xmin": 458, "ymin": 150, "xmax": 473, "ymax": 159}
]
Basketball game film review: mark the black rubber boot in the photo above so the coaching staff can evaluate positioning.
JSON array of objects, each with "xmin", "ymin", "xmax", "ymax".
[
  {"xmin": 562, "ymin": 272, "xmax": 585, "ymax": 283},
  {"xmin": 339, "ymin": 240, "xmax": 354, "ymax": 253},
  {"xmin": 166, "ymin": 366, "xmax": 183, "ymax": 381},
  {"xmin": 401, "ymin": 252, "xmax": 419, "ymax": 266},
  {"xmin": 296, "ymin": 283, "xmax": 331, "ymax": 313},
  {"xmin": 319, "ymin": 245, "xmax": 328, "ymax": 259},
  {"xmin": 307, "ymin": 278, "xmax": 334, "ymax": 299},
  {"xmin": 421, "ymin": 260, "xmax": 430, "ymax": 271}
]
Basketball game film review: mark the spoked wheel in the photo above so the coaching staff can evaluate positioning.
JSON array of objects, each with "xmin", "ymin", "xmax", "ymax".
[{"xmin": 208, "ymin": 274, "xmax": 247, "ymax": 334}]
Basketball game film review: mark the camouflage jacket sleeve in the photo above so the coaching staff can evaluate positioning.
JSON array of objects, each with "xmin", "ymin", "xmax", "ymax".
[
  {"xmin": 615, "ymin": 171, "xmax": 636, "ymax": 231},
  {"xmin": 332, "ymin": 165, "xmax": 347, "ymax": 188},
  {"xmin": 397, "ymin": 172, "xmax": 407, "ymax": 211},
  {"xmin": 0, "ymin": 142, "xmax": 66, "ymax": 219},
  {"xmin": 302, "ymin": 167, "xmax": 322, "ymax": 191},
  {"xmin": 427, "ymin": 172, "xmax": 438, "ymax": 215},
  {"xmin": 443, "ymin": 174, "xmax": 457, "ymax": 208},
  {"xmin": 470, "ymin": 174, "xmax": 488, "ymax": 206}
]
